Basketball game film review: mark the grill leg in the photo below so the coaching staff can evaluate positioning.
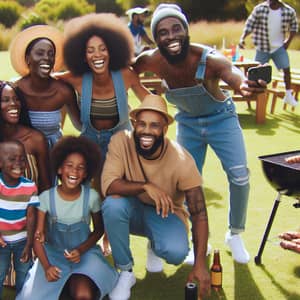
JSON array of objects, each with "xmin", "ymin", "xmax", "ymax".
[{"xmin": 255, "ymin": 192, "xmax": 282, "ymax": 265}]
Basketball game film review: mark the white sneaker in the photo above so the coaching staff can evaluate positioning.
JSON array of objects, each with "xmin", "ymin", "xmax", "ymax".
[
  {"xmin": 183, "ymin": 243, "xmax": 212, "ymax": 265},
  {"xmin": 109, "ymin": 271, "xmax": 136, "ymax": 300},
  {"xmin": 146, "ymin": 242, "xmax": 163, "ymax": 272},
  {"xmin": 225, "ymin": 231, "xmax": 250, "ymax": 264},
  {"xmin": 283, "ymin": 93, "xmax": 298, "ymax": 107}
]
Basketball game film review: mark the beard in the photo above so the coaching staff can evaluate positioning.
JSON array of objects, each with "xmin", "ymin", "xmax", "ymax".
[
  {"xmin": 158, "ymin": 36, "xmax": 190, "ymax": 65},
  {"xmin": 134, "ymin": 132, "xmax": 164, "ymax": 158}
]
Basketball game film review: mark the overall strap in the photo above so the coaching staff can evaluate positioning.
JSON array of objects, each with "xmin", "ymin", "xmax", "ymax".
[
  {"xmin": 49, "ymin": 187, "xmax": 58, "ymax": 222},
  {"xmin": 111, "ymin": 70, "xmax": 129, "ymax": 126},
  {"xmin": 81, "ymin": 72, "xmax": 93, "ymax": 125},
  {"xmin": 195, "ymin": 47, "xmax": 210, "ymax": 80},
  {"xmin": 82, "ymin": 183, "xmax": 90, "ymax": 221}
]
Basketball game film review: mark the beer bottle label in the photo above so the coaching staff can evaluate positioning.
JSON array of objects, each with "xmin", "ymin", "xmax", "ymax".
[{"xmin": 211, "ymin": 271, "xmax": 222, "ymax": 286}]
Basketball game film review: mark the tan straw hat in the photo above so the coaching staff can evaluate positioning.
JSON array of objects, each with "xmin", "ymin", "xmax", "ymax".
[
  {"xmin": 130, "ymin": 94, "xmax": 174, "ymax": 125},
  {"xmin": 9, "ymin": 25, "xmax": 64, "ymax": 76}
]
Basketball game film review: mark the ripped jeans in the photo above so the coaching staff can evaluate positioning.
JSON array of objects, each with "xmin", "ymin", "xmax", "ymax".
[{"xmin": 176, "ymin": 104, "xmax": 249, "ymax": 233}]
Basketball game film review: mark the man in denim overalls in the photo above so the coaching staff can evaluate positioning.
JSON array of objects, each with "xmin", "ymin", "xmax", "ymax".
[{"xmin": 134, "ymin": 3, "xmax": 267, "ymax": 264}]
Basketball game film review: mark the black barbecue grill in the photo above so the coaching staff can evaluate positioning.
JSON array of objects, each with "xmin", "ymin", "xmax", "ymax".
[{"xmin": 255, "ymin": 150, "xmax": 300, "ymax": 265}]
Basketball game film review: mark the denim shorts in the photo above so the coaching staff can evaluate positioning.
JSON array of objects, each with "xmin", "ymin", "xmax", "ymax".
[{"xmin": 255, "ymin": 46, "xmax": 290, "ymax": 70}]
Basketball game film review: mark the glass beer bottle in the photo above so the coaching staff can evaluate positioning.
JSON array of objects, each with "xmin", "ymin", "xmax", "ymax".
[{"xmin": 210, "ymin": 249, "xmax": 222, "ymax": 290}]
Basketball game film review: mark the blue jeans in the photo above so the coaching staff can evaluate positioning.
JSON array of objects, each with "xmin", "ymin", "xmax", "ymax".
[
  {"xmin": 0, "ymin": 239, "xmax": 32, "ymax": 296},
  {"xmin": 102, "ymin": 196, "xmax": 189, "ymax": 271},
  {"xmin": 176, "ymin": 105, "xmax": 249, "ymax": 233},
  {"xmin": 255, "ymin": 46, "xmax": 290, "ymax": 70},
  {"xmin": 165, "ymin": 46, "xmax": 249, "ymax": 234}
]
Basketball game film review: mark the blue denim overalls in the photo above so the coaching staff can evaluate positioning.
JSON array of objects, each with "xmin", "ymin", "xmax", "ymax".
[
  {"xmin": 80, "ymin": 71, "xmax": 131, "ymax": 157},
  {"xmin": 17, "ymin": 185, "xmax": 118, "ymax": 300},
  {"xmin": 165, "ymin": 46, "xmax": 249, "ymax": 233}
]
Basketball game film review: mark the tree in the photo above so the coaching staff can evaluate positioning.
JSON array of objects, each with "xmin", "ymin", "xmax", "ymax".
[{"xmin": 87, "ymin": 0, "xmax": 123, "ymax": 15}]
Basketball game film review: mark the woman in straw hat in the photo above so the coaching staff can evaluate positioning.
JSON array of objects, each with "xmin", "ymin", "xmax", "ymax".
[
  {"xmin": 59, "ymin": 13, "xmax": 149, "ymax": 158},
  {"xmin": 9, "ymin": 25, "xmax": 81, "ymax": 149}
]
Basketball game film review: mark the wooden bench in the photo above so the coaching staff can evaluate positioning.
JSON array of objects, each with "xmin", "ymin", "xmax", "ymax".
[
  {"xmin": 141, "ymin": 75, "xmax": 268, "ymax": 124},
  {"xmin": 267, "ymin": 69, "xmax": 300, "ymax": 113},
  {"xmin": 140, "ymin": 73, "xmax": 165, "ymax": 95}
]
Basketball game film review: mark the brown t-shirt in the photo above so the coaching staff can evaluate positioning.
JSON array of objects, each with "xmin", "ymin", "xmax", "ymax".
[{"xmin": 101, "ymin": 130, "xmax": 203, "ymax": 228}]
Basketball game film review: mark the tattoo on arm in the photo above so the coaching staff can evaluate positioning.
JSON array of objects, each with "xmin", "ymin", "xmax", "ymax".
[{"xmin": 185, "ymin": 187, "xmax": 208, "ymax": 219}]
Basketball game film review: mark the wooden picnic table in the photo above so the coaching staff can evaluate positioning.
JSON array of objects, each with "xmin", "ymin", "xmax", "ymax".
[{"xmin": 233, "ymin": 60, "xmax": 260, "ymax": 74}]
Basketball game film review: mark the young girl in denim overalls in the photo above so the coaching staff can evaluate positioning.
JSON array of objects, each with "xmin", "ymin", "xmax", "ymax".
[{"xmin": 17, "ymin": 136, "xmax": 118, "ymax": 300}]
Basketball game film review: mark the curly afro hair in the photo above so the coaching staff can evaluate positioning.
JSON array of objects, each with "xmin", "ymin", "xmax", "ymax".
[
  {"xmin": 50, "ymin": 135, "xmax": 102, "ymax": 182},
  {"xmin": 63, "ymin": 13, "xmax": 134, "ymax": 76}
]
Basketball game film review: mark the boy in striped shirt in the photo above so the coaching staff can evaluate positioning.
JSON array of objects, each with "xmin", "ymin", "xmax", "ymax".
[{"xmin": 0, "ymin": 141, "xmax": 39, "ymax": 297}]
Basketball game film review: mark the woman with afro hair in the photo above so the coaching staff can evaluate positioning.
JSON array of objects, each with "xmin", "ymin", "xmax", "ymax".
[{"xmin": 59, "ymin": 13, "xmax": 150, "ymax": 158}]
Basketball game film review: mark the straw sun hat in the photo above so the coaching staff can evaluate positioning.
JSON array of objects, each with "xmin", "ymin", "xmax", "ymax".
[
  {"xmin": 9, "ymin": 25, "xmax": 64, "ymax": 76},
  {"xmin": 130, "ymin": 94, "xmax": 174, "ymax": 125}
]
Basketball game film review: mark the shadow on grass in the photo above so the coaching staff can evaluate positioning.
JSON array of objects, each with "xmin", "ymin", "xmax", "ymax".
[
  {"xmin": 259, "ymin": 265, "xmax": 300, "ymax": 299},
  {"xmin": 239, "ymin": 113, "xmax": 280, "ymax": 136},
  {"xmin": 293, "ymin": 266, "xmax": 300, "ymax": 278},
  {"xmin": 132, "ymin": 266, "xmax": 187, "ymax": 299},
  {"xmin": 234, "ymin": 261, "xmax": 265, "ymax": 300},
  {"xmin": 132, "ymin": 262, "xmax": 229, "ymax": 300},
  {"xmin": 204, "ymin": 187, "xmax": 223, "ymax": 208},
  {"xmin": 239, "ymin": 110, "xmax": 300, "ymax": 136}
]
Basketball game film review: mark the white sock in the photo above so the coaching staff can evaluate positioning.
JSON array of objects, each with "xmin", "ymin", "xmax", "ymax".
[{"xmin": 286, "ymin": 89, "xmax": 293, "ymax": 95}]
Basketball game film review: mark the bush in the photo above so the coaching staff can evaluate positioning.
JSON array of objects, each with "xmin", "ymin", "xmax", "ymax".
[
  {"xmin": 0, "ymin": 1, "xmax": 22, "ymax": 28},
  {"xmin": 19, "ymin": 12, "xmax": 47, "ymax": 30},
  {"xmin": 0, "ymin": 24, "xmax": 18, "ymax": 50},
  {"xmin": 34, "ymin": 0, "xmax": 94, "ymax": 21},
  {"xmin": 94, "ymin": 0, "xmax": 123, "ymax": 15},
  {"xmin": 55, "ymin": 0, "xmax": 94, "ymax": 20},
  {"xmin": 17, "ymin": 0, "xmax": 37, "ymax": 7}
]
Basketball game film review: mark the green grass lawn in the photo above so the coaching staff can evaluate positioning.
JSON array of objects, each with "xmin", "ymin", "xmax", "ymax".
[{"xmin": 2, "ymin": 50, "xmax": 300, "ymax": 300}]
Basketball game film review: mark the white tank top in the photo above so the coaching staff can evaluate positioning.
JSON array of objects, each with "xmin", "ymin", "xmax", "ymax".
[{"xmin": 268, "ymin": 8, "xmax": 284, "ymax": 53}]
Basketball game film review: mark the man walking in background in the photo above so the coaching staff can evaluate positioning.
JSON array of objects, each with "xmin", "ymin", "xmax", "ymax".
[
  {"xmin": 239, "ymin": 0, "xmax": 299, "ymax": 107},
  {"xmin": 126, "ymin": 7, "xmax": 154, "ymax": 56}
]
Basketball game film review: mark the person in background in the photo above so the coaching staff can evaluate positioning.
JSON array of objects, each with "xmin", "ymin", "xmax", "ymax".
[
  {"xmin": 126, "ymin": 7, "xmax": 155, "ymax": 56},
  {"xmin": 17, "ymin": 136, "xmax": 119, "ymax": 300},
  {"xmin": 0, "ymin": 140, "xmax": 39, "ymax": 298},
  {"xmin": 239, "ymin": 0, "xmax": 299, "ymax": 107},
  {"xmin": 0, "ymin": 81, "xmax": 51, "ymax": 193},
  {"xmin": 134, "ymin": 3, "xmax": 267, "ymax": 265},
  {"xmin": 101, "ymin": 95, "xmax": 210, "ymax": 300},
  {"xmin": 9, "ymin": 25, "xmax": 81, "ymax": 148}
]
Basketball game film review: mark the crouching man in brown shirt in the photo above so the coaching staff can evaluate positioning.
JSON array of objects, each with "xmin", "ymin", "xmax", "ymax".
[{"xmin": 101, "ymin": 94, "xmax": 210, "ymax": 300}]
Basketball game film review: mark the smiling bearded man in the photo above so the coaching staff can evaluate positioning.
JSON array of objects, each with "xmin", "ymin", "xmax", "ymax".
[
  {"xmin": 101, "ymin": 94, "xmax": 210, "ymax": 300},
  {"xmin": 133, "ymin": 3, "xmax": 269, "ymax": 266}
]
